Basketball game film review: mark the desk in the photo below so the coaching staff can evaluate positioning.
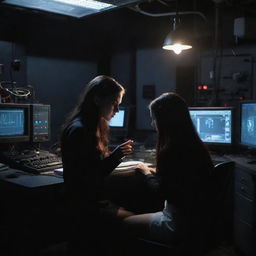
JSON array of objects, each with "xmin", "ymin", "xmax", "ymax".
[
  {"xmin": 225, "ymin": 154, "xmax": 256, "ymax": 173},
  {"xmin": 124, "ymin": 148, "xmax": 156, "ymax": 165},
  {"xmin": 0, "ymin": 168, "xmax": 65, "ymax": 255},
  {"xmin": 209, "ymin": 153, "xmax": 256, "ymax": 256},
  {"xmin": 0, "ymin": 168, "xmax": 63, "ymax": 188},
  {"xmin": 220, "ymin": 154, "xmax": 256, "ymax": 256}
]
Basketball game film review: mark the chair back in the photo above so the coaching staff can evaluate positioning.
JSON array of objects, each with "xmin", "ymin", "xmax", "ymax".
[{"xmin": 210, "ymin": 161, "xmax": 235, "ymax": 246}]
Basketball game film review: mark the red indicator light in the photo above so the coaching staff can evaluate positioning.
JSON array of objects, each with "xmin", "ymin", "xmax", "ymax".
[{"xmin": 202, "ymin": 85, "xmax": 208, "ymax": 90}]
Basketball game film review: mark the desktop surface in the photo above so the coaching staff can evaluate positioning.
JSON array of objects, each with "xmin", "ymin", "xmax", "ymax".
[{"xmin": 0, "ymin": 167, "xmax": 63, "ymax": 188}]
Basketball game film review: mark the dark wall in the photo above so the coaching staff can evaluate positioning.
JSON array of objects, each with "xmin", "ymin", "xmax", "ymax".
[
  {"xmin": 0, "ymin": 6, "xmax": 177, "ymax": 146},
  {"xmin": 27, "ymin": 56, "xmax": 97, "ymax": 146},
  {"xmin": 1, "ymin": 1, "xmax": 256, "ymax": 146},
  {"xmin": 0, "ymin": 41, "xmax": 27, "ymax": 89}
]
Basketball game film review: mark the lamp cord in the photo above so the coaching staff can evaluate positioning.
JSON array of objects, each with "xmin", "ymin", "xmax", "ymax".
[
  {"xmin": 176, "ymin": 0, "xmax": 179, "ymax": 21},
  {"xmin": 130, "ymin": 5, "xmax": 207, "ymax": 21},
  {"xmin": 173, "ymin": 17, "xmax": 176, "ymax": 30}
]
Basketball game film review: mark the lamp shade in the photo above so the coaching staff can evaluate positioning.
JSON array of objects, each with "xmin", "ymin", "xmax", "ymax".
[{"xmin": 162, "ymin": 26, "xmax": 192, "ymax": 54}]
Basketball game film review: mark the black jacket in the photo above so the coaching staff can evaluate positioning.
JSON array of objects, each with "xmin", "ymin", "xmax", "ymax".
[{"xmin": 61, "ymin": 117, "xmax": 121, "ymax": 215}]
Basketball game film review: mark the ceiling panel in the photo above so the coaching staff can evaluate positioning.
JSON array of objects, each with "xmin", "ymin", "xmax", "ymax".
[{"xmin": 1, "ymin": 0, "xmax": 145, "ymax": 18}]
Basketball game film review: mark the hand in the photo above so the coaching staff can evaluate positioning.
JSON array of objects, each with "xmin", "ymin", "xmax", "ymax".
[
  {"xmin": 135, "ymin": 163, "xmax": 155, "ymax": 175},
  {"xmin": 112, "ymin": 140, "xmax": 134, "ymax": 160}
]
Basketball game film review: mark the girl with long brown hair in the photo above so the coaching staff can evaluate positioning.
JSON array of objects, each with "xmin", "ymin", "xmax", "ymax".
[
  {"xmin": 60, "ymin": 75, "xmax": 134, "ymax": 255},
  {"xmin": 123, "ymin": 92, "xmax": 214, "ymax": 255}
]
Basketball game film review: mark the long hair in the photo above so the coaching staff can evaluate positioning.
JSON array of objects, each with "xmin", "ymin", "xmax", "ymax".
[
  {"xmin": 149, "ymin": 92, "xmax": 210, "ymax": 173},
  {"xmin": 61, "ymin": 75, "xmax": 125, "ymax": 154}
]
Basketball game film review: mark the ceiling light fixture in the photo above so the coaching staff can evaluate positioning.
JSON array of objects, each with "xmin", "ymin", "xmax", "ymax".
[
  {"xmin": 2, "ymin": 0, "xmax": 143, "ymax": 18},
  {"xmin": 162, "ymin": 17, "xmax": 192, "ymax": 54},
  {"xmin": 53, "ymin": 0, "xmax": 114, "ymax": 10},
  {"xmin": 132, "ymin": 3, "xmax": 208, "ymax": 55},
  {"xmin": 162, "ymin": 1, "xmax": 192, "ymax": 55}
]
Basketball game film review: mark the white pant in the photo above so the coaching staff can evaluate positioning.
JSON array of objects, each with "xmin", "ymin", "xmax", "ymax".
[{"xmin": 149, "ymin": 200, "xmax": 180, "ymax": 242}]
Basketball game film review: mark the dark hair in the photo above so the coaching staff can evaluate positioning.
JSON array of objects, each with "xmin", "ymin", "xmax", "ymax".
[
  {"xmin": 149, "ymin": 92, "xmax": 210, "ymax": 172},
  {"xmin": 61, "ymin": 75, "xmax": 125, "ymax": 154}
]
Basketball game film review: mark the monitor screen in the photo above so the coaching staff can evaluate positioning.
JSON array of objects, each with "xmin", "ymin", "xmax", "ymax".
[
  {"xmin": 189, "ymin": 107, "xmax": 233, "ymax": 145},
  {"xmin": 0, "ymin": 103, "xmax": 30, "ymax": 143},
  {"xmin": 109, "ymin": 109, "xmax": 125, "ymax": 128},
  {"xmin": 240, "ymin": 101, "xmax": 256, "ymax": 149},
  {"xmin": 30, "ymin": 104, "xmax": 50, "ymax": 142},
  {"xmin": 108, "ymin": 106, "xmax": 129, "ymax": 142}
]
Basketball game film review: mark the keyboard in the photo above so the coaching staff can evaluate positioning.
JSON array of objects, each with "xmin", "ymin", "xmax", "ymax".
[{"xmin": 0, "ymin": 150, "xmax": 62, "ymax": 174}]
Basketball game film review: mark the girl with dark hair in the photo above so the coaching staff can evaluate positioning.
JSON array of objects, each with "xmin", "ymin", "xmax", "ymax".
[
  {"xmin": 60, "ymin": 75, "xmax": 134, "ymax": 254},
  {"xmin": 123, "ymin": 92, "xmax": 214, "ymax": 254}
]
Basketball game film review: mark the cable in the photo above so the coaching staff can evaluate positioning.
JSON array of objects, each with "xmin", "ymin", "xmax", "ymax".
[
  {"xmin": 130, "ymin": 4, "xmax": 208, "ymax": 21},
  {"xmin": 0, "ymin": 81, "xmax": 31, "ymax": 98},
  {"xmin": 5, "ymin": 87, "xmax": 31, "ymax": 97}
]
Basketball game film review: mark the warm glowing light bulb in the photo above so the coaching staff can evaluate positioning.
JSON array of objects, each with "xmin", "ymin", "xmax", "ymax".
[
  {"xmin": 172, "ymin": 44, "xmax": 183, "ymax": 54},
  {"xmin": 163, "ymin": 43, "xmax": 192, "ymax": 54}
]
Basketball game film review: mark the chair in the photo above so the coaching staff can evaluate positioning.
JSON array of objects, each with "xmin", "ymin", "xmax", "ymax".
[
  {"xmin": 126, "ymin": 161, "xmax": 235, "ymax": 256},
  {"xmin": 210, "ymin": 161, "xmax": 235, "ymax": 247}
]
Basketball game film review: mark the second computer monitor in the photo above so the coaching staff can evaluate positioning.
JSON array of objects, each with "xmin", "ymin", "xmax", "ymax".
[
  {"xmin": 189, "ymin": 107, "xmax": 234, "ymax": 145},
  {"xmin": 240, "ymin": 101, "xmax": 256, "ymax": 149},
  {"xmin": 30, "ymin": 104, "xmax": 50, "ymax": 143}
]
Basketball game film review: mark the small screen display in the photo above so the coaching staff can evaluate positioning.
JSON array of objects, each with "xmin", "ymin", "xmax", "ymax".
[
  {"xmin": 189, "ymin": 109, "xmax": 232, "ymax": 144},
  {"xmin": 32, "ymin": 105, "xmax": 50, "ymax": 142},
  {"xmin": 109, "ymin": 109, "xmax": 125, "ymax": 128}
]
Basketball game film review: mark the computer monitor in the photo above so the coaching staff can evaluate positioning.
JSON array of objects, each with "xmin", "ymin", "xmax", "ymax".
[
  {"xmin": 109, "ymin": 106, "xmax": 129, "ymax": 141},
  {"xmin": 189, "ymin": 107, "xmax": 234, "ymax": 146},
  {"xmin": 0, "ymin": 103, "xmax": 30, "ymax": 143},
  {"xmin": 109, "ymin": 107, "xmax": 126, "ymax": 128},
  {"xmin": 30, "ymin": 104, "xmax": 50, "ymax": 143},
  {"xmin": 240, "ymin": 101, "xmax": 256, "ymax": 149}
]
